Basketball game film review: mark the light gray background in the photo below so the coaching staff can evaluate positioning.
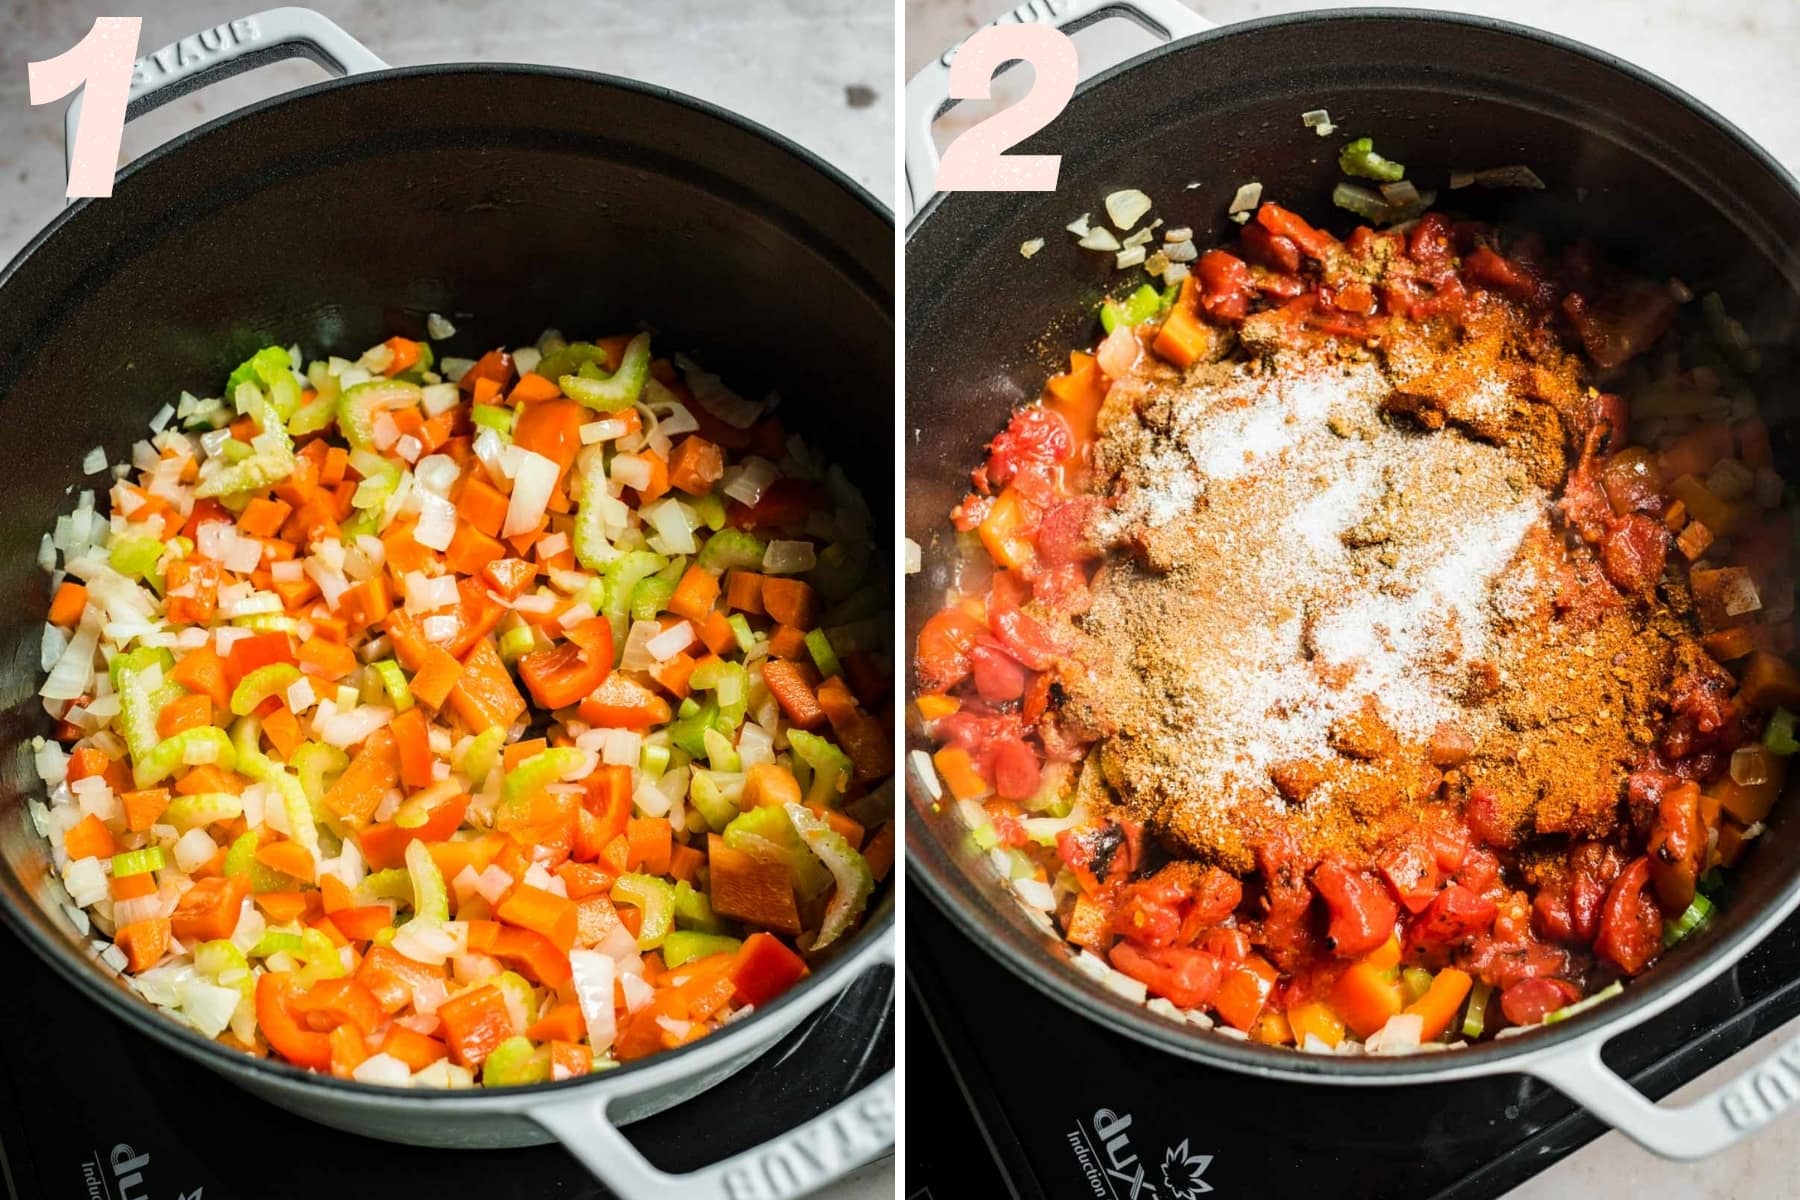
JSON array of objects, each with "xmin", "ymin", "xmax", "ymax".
[
  {"xmin": 0, "ymin": 2, "xmax": 892, "ymax": 1197},
  {"xmin": 905, "ymin": 2, "xmax": 1800, "ymax": 1198}
]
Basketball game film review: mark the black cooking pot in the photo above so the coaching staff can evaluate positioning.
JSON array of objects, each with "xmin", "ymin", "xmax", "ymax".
[
  {"xmin": 906, "ymin": 0, "xmax": 1800, "ymax": 1160},
  {"xmin": 0, "ymin": 10, "xmax": 893, "ymax": 1196}
]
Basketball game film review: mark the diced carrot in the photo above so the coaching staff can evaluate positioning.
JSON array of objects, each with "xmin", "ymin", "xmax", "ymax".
[
  {"xmin": 360, "ymin": 794, "xmax": 472, "ymax": 871},
  {"xmin": 767, "ymin": 624, "xmax": 809, "ymax": 660},
  {"xmin": 238, "ymin": 497, "xmax": 293, "ymax": 538},
  {"xmin": 502, "ymin": 737, "xmax": 549, "ymax": 773},
  {"xmin": 526, "ymin": 1002, "xmax": 586, "ymax": 1044},
  {"xmin": 296, "ymin": 636, "xmax": 357, "ymax": 681},
  {"xmin": 761, "ymin": 658, "xmax": 826, "ymax": 730},
  {"xmin": 626, "ymin": 817, "xmax": 673, "ymax": 875},
  {"xmin": 380, "ymin": 1025, "xmax": 448, "ymax": 1071},
  {"xmin": 1045, "ymin": 351, "xmax": 1108, "ymax": 445},
  {"xmin": 1739, "ymin": 651, "xmax": 1800, "ymax": 711},
  {"xmin": 436, "ymin": 984, "xmax": 513, "ymax": 1068},
  {"xmin": 698, "ymin": 610, "xmax": 736, "ymax": 656},
  {"xmin": 668, "ymin": 435, "xmax": 725, "ymax": 496},
  {"xmin": 862, "ymin": 822, "xmax": 895, "ymax": 882},
  {"xmin": 110, "ymin": 870, "xmax": 158, "ymax": 901},
  {"xmin": 634, "ymin": 451, "xmax": 670, "ymax": 503},
  {"xmin": 933, "ymin": 746, "xmax": 989, "ymax": 802},
  {"xmin": 64, "ymin": 813, "xmax": 114, "ymax": 861},
  {"xmin": 170, "ymin": 644, "xmax": 231, "ymax": 710},
  {"xmin": 509, "ymin": 371, "xmax": 562, "ymax": 404},
  {"xmin": 383, "ymin": 336, "xmax": 422, "ymax": 375},
  {"xmin": 456, "ymin": 476, "xmax": 510, "ymax": 538},
  {"xmin": 254, "ymin": 891, "xmax": 315, "ymax": 924},
  {"xmin": 668, "ymin": 564, "xmax": 722, "ymax": 622},
  {"xmin": 322, "ymin": 726, "xmax": 401, "ymax": 825},
  {"xmin": 448, "ymin": 637, "xmax": 526, "ymax": 732},
  {"xmin": 409, "ymin": 644, "xmax": 465, "ymax": 710},
  {"xmin": 1152, "ymin": 277, "xmax": 1211, "ymax": 369},
  {"xmin": 321, "ymin": 445, "xmax": 349, "ymax": 487},
  {"xmin": 320, "ymin": 873, "xmax": 356, "ymax": 914},
  {"xmin": 390, "ymin": 707, "xmax": 434, "ymax": 789},
  {"xmin": 649, "ymin": 652, "xmax": 698, "ymax": 700},
  {"xmin": 1286, "ymin": 1000, "xmax": 1345, "ymax": 1048},
  {"xmin": 171, "ymin": 874, "xmax": 250, "ymax": 941},
  {"xmin": 725, "ymin": 570, "xmax": 765, "ymax": 614},
  {"xmin": 707, "ymin": 836, "xmax": 801, "ymax": 934},
  {"xmin": 446, "ymin": 521, "xmax": 505, "ymax": 576},
  {"xmin": 496, "ymin": 883, "xmax": 580, "ymax": 952},
  {"xmin": 261, "ymin": 705, "xmax": 304, "ymax": 759},
  {"xmin": 114, "ymin": 917, "xmax": 172, "ymax": 973},
  {"xmin": 760, "ymin": 578, "xmax": 819, "ymax": 629},
  {"xmin": 481, "ymin": 557, "xmax": 536, "ymax": 600},
  {"xmin": 668, "ymin": 842, "xmax": 705, "ymax": 884},
  {"xmin": 488, "ymin": 926, "xmax": 573, "ymax": 988},
  {"xmin": 121, "ymin": 788, "xmax": 171, "ymax": 833},
  {"xmin": 256, "ymin": 839, "xmax": 316, "ymax": 883},
  {"xmin": 47, "ymin": 580, "xmax": 87, "ymax": 627},
  {"xmin": 176, "ymin": 763, "xmax": 245, "ymax": 796}
]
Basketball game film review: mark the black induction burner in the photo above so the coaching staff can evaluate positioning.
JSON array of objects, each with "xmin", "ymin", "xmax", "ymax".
[
  {"xmin": 0, "ymin": 920, "xmax": 890, "ymax": 1200},
  {"xmin": 908, "ymin": 880, "xmax": 1800, "ymax": 1200}
]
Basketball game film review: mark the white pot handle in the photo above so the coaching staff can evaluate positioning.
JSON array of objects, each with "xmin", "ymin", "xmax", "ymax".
[
  {"xmin": 529, "ymin": 930, "xmax": 895, "ymax": 1198},
  {"xmin": 62, "ymin": 7, "xmax": 387, "ymax": 194},
  {"xmin": 904, "ymin": 0, "xmax": 1213, "ymax": 216},
  {"xmin": 1524, "ymin": 1018, "xmax": 1800, "ymax": 1159}
]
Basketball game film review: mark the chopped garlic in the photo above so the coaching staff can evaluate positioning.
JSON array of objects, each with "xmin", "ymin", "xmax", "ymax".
[
  {"xmin": 1115, "ymin": 245, "xmax": 1147, "ymax": 270},
  {"xmin": 1065, "ymin": 212, "xmax": 1092, "ymax": 237},
  {"xmin": 1020, "ymin": 237, "xmax": 1046, "ymax": 259},
  {"xmin": 1228, "ymin": 181, "xmax": 1263, "ymax": 214},
  {"xmin": 1078, "ymin": 226, "xmax": 1122, "ymax": 253},
  {"xmin": 1104, "ymin": 188, "xmax": 1153, "ymax": 231}
]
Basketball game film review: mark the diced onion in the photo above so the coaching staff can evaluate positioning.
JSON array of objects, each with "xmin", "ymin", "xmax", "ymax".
[
  {"xmin": 569, "ymin": 949, "xmax": 617, "ymax": 1053},
  {"xmin": 721, "ymin": 457, "xmax": 777, "ymax": 507},
  {"xmin": 1228, "ymin": 181, "xmax": 1263, "ymax": 214},
  {"xmin": 320, "ymin": 705, "xmax": 396, "ymax": 749},
  {"xmin": 646, "ymin": 621, "xmax": 695, "ymax": 661},
  {"xmin": 41, "ymin": 618, "xmax": 98, "ymax": 701},
  {"xmin": 761, "ymin": 540, "xmax": 816, "ymax": 575},
  {"xmin": 352, "ymin": 1053, "xmax": 414, "ymax": 1087},
  {"xmin": 502, "ymin": 450, "xmax": 559, "ymax": 537},
  {"xmin": 174, "ymin": 828, "xmax": 220, "ymax": 872},
  {"xmin": 426, "ymin": 312, "xmax": 457, "ymax": 340},
  {"xmin": 1104, "ymin": 189, "xmax": 1153, "ymax": 231},
  {"xmin": 610, "ymin": 453, "xmax": 652, "ymax": 492}
]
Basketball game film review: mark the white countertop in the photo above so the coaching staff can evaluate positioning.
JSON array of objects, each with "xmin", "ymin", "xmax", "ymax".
[
  {"xmin": 0, "ymin": 3, "xmax": 892, "ymax": 1198},
  {"xmin": 906, "ymin": 2, "xmax": 1800, "ymax": 1197}
]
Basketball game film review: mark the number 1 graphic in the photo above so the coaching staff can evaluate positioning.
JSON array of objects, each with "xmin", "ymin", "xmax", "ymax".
[{"xmin": 28, "ymin": 17, "xmax": 143, "ymax": 199}]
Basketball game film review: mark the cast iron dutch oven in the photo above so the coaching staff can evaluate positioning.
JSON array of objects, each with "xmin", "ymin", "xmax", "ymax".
[
  {"xmin": 0, "ymin": 9, "xmax": 893, "ymax": 1196},
  {"xmin": 906, "ymin": 0, "xmax": 1800, "ymax": 1160}
]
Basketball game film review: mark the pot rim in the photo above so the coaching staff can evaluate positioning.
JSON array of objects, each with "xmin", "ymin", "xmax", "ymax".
[
  {"xmin": 905, "ymin": 6, "xmax": 1800, "ymax": 1082},
  {"xmin": 1, "ymin": 59, "xmax": 895, "ymax": 1104}
]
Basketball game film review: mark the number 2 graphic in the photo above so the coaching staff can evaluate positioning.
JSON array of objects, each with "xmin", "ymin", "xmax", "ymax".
[
  {"xmin": 28, "ymin": 17, "xmax": 142, "ymax": 199},
  {"xmin": 934, "ymin": 23, "xmax": 1078, "ymax": 192}
]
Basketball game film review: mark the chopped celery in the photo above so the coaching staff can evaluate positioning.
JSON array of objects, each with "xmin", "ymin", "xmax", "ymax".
[
  {"xmin": 493, "ymin": 969, "xmax": 540, "ymax": 1031},
  {"xmin": 715, "ymin": 662, "xmax": 748, "ymax": 730},
  {"xmin": 533, "ymin": 341, "xmax": 611, "ymax": 381},
  {"xmin": 337, "ymin": 379, "xmax": 422, "ymax": 450},
  {"xmin": 229, "ymin": 662, "xmax": 302, "ymax": 717},
  {"xmin": 111, "ymin": 846, "xmax": 166, "ymax": 877},
  {"xmin": 370, "ymin": 659, "xmax": 413, "ymax": 711},
  {"xmin": 691, "ymin": 491, "xmax": 727, "ymax": 531},
  {"xmin": 669, "ymin": 696, "xmax": 719, "ymax": 758},
  {"xmin": 1339, "ymin": 136, "xmax": 1406, "ymax": 182},
  {"xmin": 560, "ymin": 333, "xmax": 650, "ymax": 412},
  {"xmin": 458, "ymin": 725, "xmax": 506, "ymax": 785},
  {"xmin": 1542, "ymin": 980, "xmax": 1624, "ymax": 1025},
  {"xmin": 804, "ymin": 628, "xmax": 842, "ymax": 678},
  {"xmin": 613, "ymin": 873, "xmax": 676, "ymax": 949},
  {"xmin": 195, "ymin": 450, "xmax": 293, "ymax": 499},
  {"xmin": 783, "ymin": 803, "xmax": 873, "ymax": 949},
  {"xmin": 471, "ymin": 403, "xmax": 515, "ymax": 438},
  {"xmin": 631, "ymin": 569, "xmax": 681, "ymax": 620},
  {"xmin": 108, "ymin": 535, "xmax": 164, "ymax": 580},
  {"xmin": 688, "ymin": 768, "xmax": 741, "ymax": 832},
  {"xmin": 1100, "ymin": 284, "xmax": 1164, "ymax": 334},
  {"xmin": 662, "ymin": 930, "xmax": 742, "ymax": 967},
  {"xmin": 226, "ymin": 347, "xmax": 295, "ymax": 398},
  {"xmin": 727, "ymin": 614, "xmax": 756, "ymax": 654},
  {"xmin": 786, "ymin": 729, "xmax": 851, "ymax": 806},
  {"xmin": 482, "ymin": 1036, "xmax": 551, "ymax": 1087},
  {"xmin": 164, "ymin": 791, "xmax": 243, "ymax": 832},
  {"xmin": 1663, "ymin": 892, "xmax": 1715, "ymax": 947},
  {"xmin": 497, "ymin": 624, "xmax": 539, "ymax": 665},
  {"xmin": 1462, "ymin": 980, "xmax": 1492, "ymax": 1039},
  {"xmin": 500, "ymin": 748, "xmax": 587, "ymax": 821},
  {"xmin": 286, "ymin": 385, "xmax": 338, "ymax": 436},
  {"xmin": 222, "ymin": 828, "xmax": 295, "ymax": 893},
  {"xmin": 573, "ymin": 457, "xmax": 617, "ymax": 572},
  {"xmin": 723, "ymin": 806, "xmax": 832, "ymax": 899},
  {"xmin": 110, "ymin": 645, "xmax": 174, "ymax": 690},
  {"xmin": 115, "ymin": 663, "xmax": 162, "ymax": 765},
  {"xmin": 639, "ymin": 742, "xmax": 671, "ymax": 781},
  {"xmin": 194, "ymin": 939, "xmax": 253, "ymax": 998},
  {"xmin": 673, "ymin": 880, "xmax": 730, "ymax": 933},
  {"xmin": 697, "ymin": 528, "xmax": 766, "ymax": 572},
  {"xmin": 292, "ymin": 926, "xmax": 348, "ymax": 986},
  {"xmin": 405, "ymin": 838, "xmax": 448, "ymax": 925},
  {"xmin": 702, "ymin": 726, "xmax": 741, "ymax": 773},
  {"xmin": 602, "ymin": 551, "xmax": 667, "ymax": 624},
  {"xmin": 251, "ymin": 930, "xmax": 304, "ymax": 958},
  {"xmin": 1765, "ymin": 707, "xmax": 1799, "ymax": 755},
  {"xmin": 292, "ymin": 741, "xmax": 348, "ymax": 812},
  {"xmin": 1401, "ymin": 967, "xmax": 1433, "ymax": 1006},
  {"xmin": 362, "ymin": 867, "xmax": 413, "ymax": 902}
]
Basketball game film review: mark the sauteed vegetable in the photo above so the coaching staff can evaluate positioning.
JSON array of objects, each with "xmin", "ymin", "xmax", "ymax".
[
  {"xmin": 914, "ymin": 179, "xmax": 1794, "ymax": 1052},
  {"xmin": 33, "ymin": 325, "xmax": 893, "ymax": 1086}
]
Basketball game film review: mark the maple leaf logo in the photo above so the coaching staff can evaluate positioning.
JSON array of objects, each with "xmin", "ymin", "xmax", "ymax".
[{"xmin": 1162, "ymin": 1139, "xmax": 1213, "ymax": 1198}]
